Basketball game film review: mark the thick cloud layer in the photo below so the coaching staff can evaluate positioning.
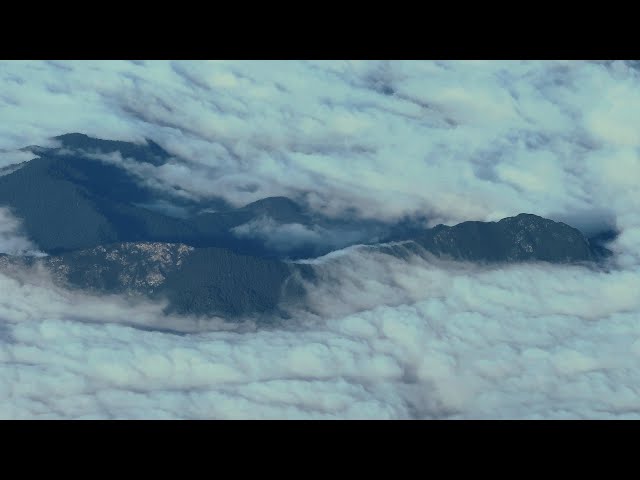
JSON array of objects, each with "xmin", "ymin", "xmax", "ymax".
[
  {"xmin": 1, "ymin": 61, "xmax": 639, "ymax": 418},
  {"xmin": 1, "ymin": 60, "xmax": 639, "ymax": 231},
  {"xmin": 2, "ymin": 242, "xmax": 640, "ymax": 419}
]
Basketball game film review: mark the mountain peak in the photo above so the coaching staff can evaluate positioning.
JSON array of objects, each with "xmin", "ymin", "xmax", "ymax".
[
  {"xmin": 414, "ymin": 213, "xmax": 594, "ymax": 263},
  {"xmin": 242, "ymin": 196, "xmax": 301, "ymax": 209},
  {"xmin": 500, "ymin": 213, "xmax": 546, "ymax": 222},
  {"xmin": 239, "ymin": 196, "xmax": 307, "ymax": 222},
  {"xmin": 53, "ymin": 132, "xmax": 170, "ymax": 166}
]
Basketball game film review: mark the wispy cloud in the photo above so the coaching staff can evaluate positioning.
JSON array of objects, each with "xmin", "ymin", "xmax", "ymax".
[
  {"xmin": 0, "ymin": 208, "xmax": 46, "ymax": 256},
  {"xmin": 231, "ymin": 215, "xmax": 371, "ymax": 256}
]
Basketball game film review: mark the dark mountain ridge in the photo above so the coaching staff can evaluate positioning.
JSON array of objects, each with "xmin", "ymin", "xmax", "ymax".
[
  {"xmin": 53, "ymin": 132, "xmax": 171, "ymax": 167},
  {"xmin": 0, "ymin": 209, "xmax": 611, "ymax": 319},
  {"xmin": 0, "ymin": 133, "xmax": 618, "ymax": 319},
  {"xmin": 412, "ymin": 213, "xmax": 596, "ymax": 263},
  {"xmin": 0, "ymin": 242, "xmax": 298, "ymax": 318},
  {"xmin": 3, "ymin": 133, "xmax": 615, "ymax": 261},
  {"xmin": 0, "ymin": 134, "xmax": 424, "ymax": 258}
]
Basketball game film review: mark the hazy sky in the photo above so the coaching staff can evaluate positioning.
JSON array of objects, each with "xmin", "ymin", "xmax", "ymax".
[{"xmin": 0, "ymin": 60, "xmax": 639, "ymax": 418}]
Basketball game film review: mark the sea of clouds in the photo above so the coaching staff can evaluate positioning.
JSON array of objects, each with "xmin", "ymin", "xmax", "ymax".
[{"xmin": 0, "ymin": 60, "xmax": 639, "ymax": 418}]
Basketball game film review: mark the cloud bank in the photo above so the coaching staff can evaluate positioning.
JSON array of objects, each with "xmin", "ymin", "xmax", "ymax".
[
  {"xmin": 0, "ymin": 208, "xmax": 46, "ymax": 256},
  {"xmin": 1, "ymin": 241, "xmax": 640, "ymax": 419},
  {"xmin": 1, "ymin": 60, "xmax": 639, "ymax": 232}
]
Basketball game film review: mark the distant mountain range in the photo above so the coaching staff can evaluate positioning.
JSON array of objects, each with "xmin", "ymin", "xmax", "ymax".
[
  {"xmin": 0, "ymin": 133, "xmax": 423, "ymax": 258},
  {"xmin": 0, "ymin": 133, "xmax": 617, "ymax": 319}
]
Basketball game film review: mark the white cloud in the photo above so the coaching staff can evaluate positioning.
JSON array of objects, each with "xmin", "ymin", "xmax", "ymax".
[
  {"xmin": 0, "ymin": 60, "xmax": 638, "ymax": 233},
  {"xmin": 0, "ymin": 208, "xmax": 46, "ymax": 256},
  {"xmin": 0, "ymin": 149, "xmax": 37, "ymax": 171},
  {"xmin": 231, "ymin": 215, "xmax": 370, "ymax": 255}
]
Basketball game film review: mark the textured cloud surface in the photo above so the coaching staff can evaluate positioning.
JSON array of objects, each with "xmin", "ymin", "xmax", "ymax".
[
  {"xmin": 231, "ymin": 216, "xmax": 370, "ymax": 255},
  {"xmin": 1, "ymin": 60, "xmax": 640, "ymax": 418},
  {"xmin": 2, "ymin": 60, "xmax": 639, "ymax": 229},
  {"xmin": 2, "ymin": 245, "xmax": 640, "ymax": 419}
]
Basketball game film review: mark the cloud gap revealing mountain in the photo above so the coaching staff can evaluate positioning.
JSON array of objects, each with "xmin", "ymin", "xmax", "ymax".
[{"xmin": 0, "ymin": 133, "xmax": 617, "ymax": 319}]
